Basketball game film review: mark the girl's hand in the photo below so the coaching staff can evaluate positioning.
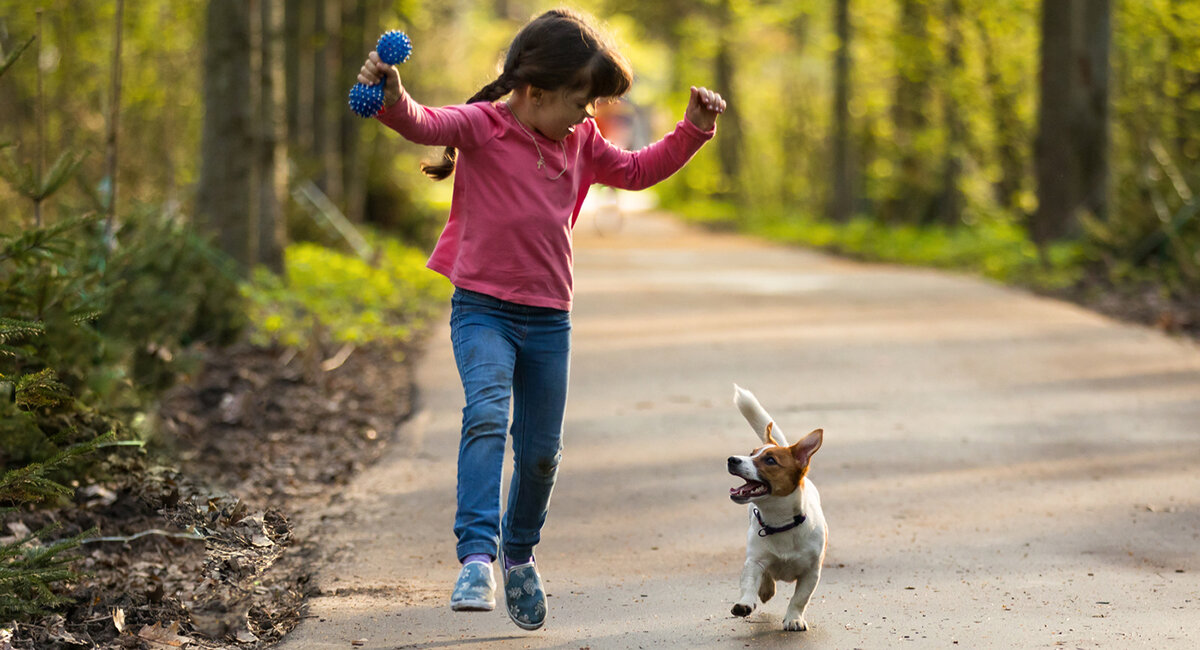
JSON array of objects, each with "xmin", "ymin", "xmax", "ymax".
[
  {"xmin": 685, "ymin": 86, "xmax": 726, "ymax": 131},
  {"xmin": 357, "ymin": 51, "xmax": 402, "ymax": 108}
]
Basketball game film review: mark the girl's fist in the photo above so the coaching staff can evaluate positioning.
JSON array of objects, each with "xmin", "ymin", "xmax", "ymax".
[
  {"xmin": 685, "ymin": 86, "xmax": 725, "ymax": 131},
  {"xmin": 357, "ymin": 51, "xmax": 402, "ymax": 108}
]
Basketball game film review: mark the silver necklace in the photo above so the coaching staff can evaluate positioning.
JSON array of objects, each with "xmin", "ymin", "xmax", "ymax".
[{"xmin": 505, "ymin": 102, "xmax": 568, "ymax": 180}]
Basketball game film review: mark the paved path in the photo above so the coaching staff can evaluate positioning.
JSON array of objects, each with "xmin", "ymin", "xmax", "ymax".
[{"xmin": 278, "ymin": 210, "xmax": 1200, "ymax": 649}]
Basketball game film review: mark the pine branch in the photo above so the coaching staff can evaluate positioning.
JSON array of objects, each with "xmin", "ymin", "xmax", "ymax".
[{"xmin": 0, "ymin": 523, "xmax": 93, "ymax": 622}]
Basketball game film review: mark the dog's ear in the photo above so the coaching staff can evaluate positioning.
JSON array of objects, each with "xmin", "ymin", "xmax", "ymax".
[
  {"xmin": 790, "ymin": 428, "xmax": 824, "ymax": 468},
  {"xmin": 765, "ymin": 422, "xmax": 779, "ymax": 446}
]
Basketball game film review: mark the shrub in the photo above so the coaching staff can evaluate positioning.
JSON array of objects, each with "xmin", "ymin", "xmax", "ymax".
[{"xmin": 242, "ymin": 233, "xmax": 451, "ymax": 355}]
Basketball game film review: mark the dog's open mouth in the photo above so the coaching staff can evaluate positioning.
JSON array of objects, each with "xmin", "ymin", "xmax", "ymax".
[{"xmin": 730, "ymin": 480, "xmax": 769, "ymax": 503}]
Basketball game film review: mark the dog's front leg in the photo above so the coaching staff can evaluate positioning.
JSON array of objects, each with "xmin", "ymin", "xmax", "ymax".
[
  {"xmin": 781, "ymin": 565, "xmax": 821, "ymax": 631},
  {"xmin": 731, "ymin": 559, "xmax": 766, "ymax": 617}
]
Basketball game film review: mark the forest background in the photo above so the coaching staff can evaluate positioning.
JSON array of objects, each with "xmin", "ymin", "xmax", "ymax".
[{"xmin": 1, "ymin": 0, "xmax": 1199, "ymax": 646}]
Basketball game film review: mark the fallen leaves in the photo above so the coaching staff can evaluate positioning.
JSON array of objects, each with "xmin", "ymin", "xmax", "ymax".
[
  {"xmin": 2, "ymin": 342, "xmax": 414, "ymax": 649},
  {"xmin": 137, "ymin": 621, "xmax": 193, "ymax": 648}
]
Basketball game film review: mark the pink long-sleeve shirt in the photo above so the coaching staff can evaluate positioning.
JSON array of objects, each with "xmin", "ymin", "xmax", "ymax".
[{"xmin": 377, "ymin": 90, "xmax": 714, "ymax": 311}]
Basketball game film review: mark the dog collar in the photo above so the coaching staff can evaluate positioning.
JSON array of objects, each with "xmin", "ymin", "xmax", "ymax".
[{"xmin": 753, "ymin": 508, "xmax": 806, "ymax": 537}]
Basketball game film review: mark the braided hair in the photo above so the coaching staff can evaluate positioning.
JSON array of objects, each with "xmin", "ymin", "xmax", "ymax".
[{"xmin": 421, "ymin": 9, "xmax": 633, "ymax": 180}]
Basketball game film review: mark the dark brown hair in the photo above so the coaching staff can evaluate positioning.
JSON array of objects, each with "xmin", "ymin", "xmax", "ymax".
[{"xmin": 421, "ymin": 8, "xmax": 633, "ymax": 180}]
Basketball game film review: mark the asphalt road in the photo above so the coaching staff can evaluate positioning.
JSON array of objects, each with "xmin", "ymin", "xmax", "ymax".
[{"xmin": 278, "ymin": 209, "xmax": 1200, "ymax": 649}]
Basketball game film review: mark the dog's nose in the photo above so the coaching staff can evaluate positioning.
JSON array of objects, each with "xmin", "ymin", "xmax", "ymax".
[{"xmin": 727, "ymin": 457, "xmax": 739, "ymax": 470}]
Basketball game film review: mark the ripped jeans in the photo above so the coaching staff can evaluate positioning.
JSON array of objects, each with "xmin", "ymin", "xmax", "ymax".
[{"xmin": 449, "ymin": 288, "xmax": 571, "ymax": 563}]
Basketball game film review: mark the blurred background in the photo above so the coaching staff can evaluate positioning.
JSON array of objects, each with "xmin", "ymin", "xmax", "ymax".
[{"xmin": 1, "ymin": 0, "xmax": 1196, "ymax": 290}]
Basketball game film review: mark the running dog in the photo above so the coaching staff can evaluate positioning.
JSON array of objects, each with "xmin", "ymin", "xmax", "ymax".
[{"xmin": 727, "ymin": 384, "xmax": 827, "ymax": 631}]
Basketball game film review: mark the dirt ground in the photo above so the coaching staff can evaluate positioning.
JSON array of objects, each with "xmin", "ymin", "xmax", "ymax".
[{"xmin": 2, "ymin": 342, "xmax": 418, "ymax": 649}]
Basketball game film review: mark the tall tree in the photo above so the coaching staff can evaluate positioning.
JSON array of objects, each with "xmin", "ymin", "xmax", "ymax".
[
  {"xmin": 713, "ymin": 0, "xmax": 744, "ymax": 200},
  {"xmin": 257, "ymin": 0, "xmax": 287, "ymax": 273},
  {"xmin": 103, "ymin": 0, "xmax": 125, "ymax": 244},
  {"xmin": 196, "ymin": 0, "xmax": 254, "ymax": 272},
  {"xmin": 311, "ymin": 0, "xmax": 343, "ymax": 207},
  {"xmin": 1032, "ymin": 0, "xmax": 1111, "ymax": 245},
  {"xmin": 1169, "ymin": 0, "xmax": 1200, "ymax": 167},
  {"xmin": 829, "ymin": 0, "xmax": 853, "ymax": 222},
  {"xmin": 938, "ymin": 0, "xmax": 965, "ymax": 226},
  {"xmin": 974, "ymin": 11, "xmax": 1027, "ymax": 212},
  {"xmin": 884, "ymin": 0, "xmax": 938, "ymax": 224}
]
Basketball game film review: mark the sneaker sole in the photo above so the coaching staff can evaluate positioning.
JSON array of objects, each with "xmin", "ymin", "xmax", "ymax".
[
  {"xmin": 506, "ymin": 610, "xmax": 545, "ymax": 631},
  {"xmin": 451, "ymin": 599, "xmax": 495, "ymax": 612}
]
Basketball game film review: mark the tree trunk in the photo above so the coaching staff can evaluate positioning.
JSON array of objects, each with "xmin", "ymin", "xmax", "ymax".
[
  {"xmin": 196, "ymin": 0, "xmax": 255, "ymax": 273},
  {"xmin": 713, "ymin": 0, "xmax": 743, "ymax": 201},
  {"xmin": 886, "ymin": 0, "xmax": 936, "ymax": 223},
  {"xmin": 290, "ymin": 0, "xmax": 315, "ymax": 157},
  {"xmin": 340, "ymin": 0, "xmax": 370, "ymax": 224},
  {"xmin": 781, "ymin": 12, "xmax": 812, "ymax": 208},
  {"xmin": 103, "ymin": 0, "xmax": 125, "ymax": 244},
  {"xmin": 310, "ymin": 0, "xmax": 343, "ymax": 207},
  {"xmin": 1033, "ymin": 0, "xmax": 1110, "ymax": 245},
  {"xmin": 1078, "ymin": 0, "xmax": 1110, "ymax": 223},
  {"xmin": 285, "ymin": 0, "xmax": 303, "ymax": 155},
  {"xmin": 938, "ymin": 0, "xmax": 964, "ymax": 226},
  {"xmin": 257, "ymin": 0, "xmax": 287, "ymax": 273},
  {"xmin": 975, "ymin": 13, "xmax": 1025, "ymax": 212},
  {"xmin": 830, "ymin": 0, "xmax": 854, "ymax": 223},
  {"xmin": 1169, "ymin": 0, "xmax": 1198, "ymax": 163}
]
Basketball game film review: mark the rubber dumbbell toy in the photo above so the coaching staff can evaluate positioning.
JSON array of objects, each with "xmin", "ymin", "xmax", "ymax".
[{"xmin": 348, "ymin": 30, "xmax": 413, "ymax": 117}]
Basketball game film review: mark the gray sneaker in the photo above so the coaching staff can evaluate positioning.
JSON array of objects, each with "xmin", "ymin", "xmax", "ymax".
[
  {"xmin": 450, "ymin": 560, "xmax": 496, "ymax": 611},
  {"xmin": 502, "ymin": 557, "xmax": 546, "ymax": 630}
]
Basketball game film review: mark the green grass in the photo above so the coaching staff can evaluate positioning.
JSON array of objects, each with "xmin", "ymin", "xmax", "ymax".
[{"xmin": 667, "ymin": 199, "xmax": 1086, "ymax": 291}]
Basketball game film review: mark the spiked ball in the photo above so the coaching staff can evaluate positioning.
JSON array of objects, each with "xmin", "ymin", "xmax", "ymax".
[
  {"xmin": 348, "ymin": 30, "xmax": 413, "ymax": 118},
  {"xmin": 376, "ymin": 30, "xmax": 412, "ymax": 66}
]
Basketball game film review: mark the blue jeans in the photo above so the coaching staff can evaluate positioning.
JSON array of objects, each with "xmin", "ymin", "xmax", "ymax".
[{"xmin": 449, "ymin": 288, "xmax": 571, "ymax": 563}]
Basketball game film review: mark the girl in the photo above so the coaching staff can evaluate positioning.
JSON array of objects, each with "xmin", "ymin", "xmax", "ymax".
[{"xmin": 356, "ymin": 8, "xmax": 724, "ymax": 631}]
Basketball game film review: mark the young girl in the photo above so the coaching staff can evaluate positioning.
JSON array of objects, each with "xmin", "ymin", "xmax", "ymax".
[{"xmin": 357, "ymin": 8, "xmax": 724, "ymax": 631}]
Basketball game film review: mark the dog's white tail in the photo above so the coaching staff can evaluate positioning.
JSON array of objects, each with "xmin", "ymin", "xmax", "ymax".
[{"xmin": 733, "ymin": 384, "xmax": 788, "ymax": 446}]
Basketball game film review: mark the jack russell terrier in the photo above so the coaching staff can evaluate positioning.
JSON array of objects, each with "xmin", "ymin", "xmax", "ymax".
[{"xmin": 727, "ymin": 384, "xmax": 827, "ymax": 631}]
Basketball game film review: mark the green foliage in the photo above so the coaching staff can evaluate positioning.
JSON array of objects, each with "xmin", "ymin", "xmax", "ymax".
[
  {"xmin": 0, "ymin": 208, "xmax": 235, "ymax": 626},
  {"xmin": 0, "ymin": 522, "xmax": 91, "ymax": 623},
  {"xmin": 14, "ymin": 369, "xmax": 71, "ymax": 410},
  {"xmin": 672, "ymin": 198, "xmax": 1084, "ymax": 290},
  {"xmin": 0, "ymin": 35, "xmax": 35, "ymax": 79},
  {"xmin": 0, "ymin": 148, "xmax": 88, "ymax": 203},
  {"xmin": 242, "ymin": 233, "xmax": 451, "ymax": 352},
  {"xmin": 0, "ymin": 434, "xmax": 115, "ymax": 510}
]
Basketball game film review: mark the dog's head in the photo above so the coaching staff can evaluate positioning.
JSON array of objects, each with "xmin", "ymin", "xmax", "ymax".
[{"xmin": 727, "ymin": 422, "xmax": 823, "ymax": 504}]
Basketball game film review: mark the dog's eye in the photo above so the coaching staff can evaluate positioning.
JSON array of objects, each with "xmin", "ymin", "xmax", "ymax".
[{"xmin": 764, "ymin": 456, "xmax": 777, "ymax": 466}]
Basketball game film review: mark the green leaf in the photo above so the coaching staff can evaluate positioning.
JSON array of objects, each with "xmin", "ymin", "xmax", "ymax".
[
  {"xmin": 0, "ymin": 35, "xmax": 35, "ymax": 79},
  {"xmin": 0, "ymin": 317, "xmax": 44, "ymax": 344},
  {"xmin": 15, "ymin": 368, "xmax": 72, "ymax": 410},
  {"xmin": 0, "ymin": 149, "xmax": 37, "ymax": 197},
  {"xmin": 35, "ymin": 150, "xmax": 88, "ymax": 200}
]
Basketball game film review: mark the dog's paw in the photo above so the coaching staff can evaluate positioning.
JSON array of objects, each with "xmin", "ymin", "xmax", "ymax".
[
  {"xmin": 731, "ymin": 602, "xmax": 755, "ymax": 617},
  {"xmin": 782, "ymin": 616, "xmax": 809, "ymax": 632}
]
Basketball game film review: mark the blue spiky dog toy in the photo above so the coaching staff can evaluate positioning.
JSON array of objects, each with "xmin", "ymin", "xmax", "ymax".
[{"xmin": 348, "ymin": 30, "xmax": 413, "ymax": 117}]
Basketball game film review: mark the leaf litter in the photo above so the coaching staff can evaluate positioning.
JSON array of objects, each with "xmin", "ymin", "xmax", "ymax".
[{"xmin": 2, "ymin": 342, "xmax": 417, "ymax": 648}]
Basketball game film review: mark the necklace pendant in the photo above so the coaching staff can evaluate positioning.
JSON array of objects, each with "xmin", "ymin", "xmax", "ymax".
[{"xmin": 536, "ymin": 159, "xmax": 544, "ymax": 169}]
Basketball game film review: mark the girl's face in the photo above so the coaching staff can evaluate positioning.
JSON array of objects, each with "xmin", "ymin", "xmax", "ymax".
[{"xmin": 530, "ymin": 88, "xmax": 596, "ymax": 141}]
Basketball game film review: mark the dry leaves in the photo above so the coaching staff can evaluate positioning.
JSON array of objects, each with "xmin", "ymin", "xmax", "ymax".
[
  {"xmin": 137, "ymin": 621, "xmax": 193, "ymax": 648},
  {"xmin": 2, "ymin": 342, "xmax": 414, "ymax": 649}
]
